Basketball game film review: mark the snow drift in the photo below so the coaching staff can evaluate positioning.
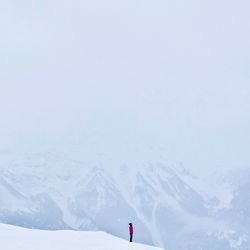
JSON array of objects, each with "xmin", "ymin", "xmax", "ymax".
[{"xmin": 0, "ymin": 223, "xmax": 164, "ymax": 250}]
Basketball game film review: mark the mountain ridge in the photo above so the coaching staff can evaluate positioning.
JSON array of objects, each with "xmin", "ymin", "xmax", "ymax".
[{"xmin": 0, "ymin": 152, "xmax": 249, "ymax": 249}]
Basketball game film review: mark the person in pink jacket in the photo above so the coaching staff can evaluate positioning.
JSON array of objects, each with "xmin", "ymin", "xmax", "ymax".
[{"xmin": 129, "ymin": 223, "xmax": 133, "ymax": 242}]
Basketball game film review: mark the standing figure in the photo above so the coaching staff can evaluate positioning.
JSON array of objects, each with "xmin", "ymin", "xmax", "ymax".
[{"xmin": 129, "ymin": 223, "xmax": 133, "ymax": 242}]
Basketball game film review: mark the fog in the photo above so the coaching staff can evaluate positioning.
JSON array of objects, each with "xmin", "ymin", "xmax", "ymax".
[{"xmin": 0, "ymin": 0, "xmax": 250, "ymax": 175}]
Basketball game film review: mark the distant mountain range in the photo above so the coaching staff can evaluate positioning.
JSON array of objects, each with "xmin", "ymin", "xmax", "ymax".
[{"xmin": 0, "ymin": 152, "xmax": 249, "ymax": 249}]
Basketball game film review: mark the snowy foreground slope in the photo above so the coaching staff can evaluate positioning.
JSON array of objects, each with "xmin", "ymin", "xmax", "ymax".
[{"xmin": 0, "ymin": 223, "xmax": 164, "ymax": 250}]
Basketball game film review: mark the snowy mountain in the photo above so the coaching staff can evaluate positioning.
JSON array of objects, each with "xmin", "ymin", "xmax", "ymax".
[
  {"xmin": 0, "ymin": 223, "xmax": 163, "ymax": 250},
  {"xmin": 0, "ymin": 152, "xmax": 249, "ymax": 250}
]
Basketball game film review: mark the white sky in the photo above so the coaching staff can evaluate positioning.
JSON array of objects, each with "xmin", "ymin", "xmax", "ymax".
[{"xmin": 0, "ymin": 0, "xmax": 250, "ymax": 174}]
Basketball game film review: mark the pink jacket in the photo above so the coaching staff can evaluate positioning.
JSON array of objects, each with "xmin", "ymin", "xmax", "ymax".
[{"xmin": 129, "ymin": 226, "xmax": 133, "ymax": 235}]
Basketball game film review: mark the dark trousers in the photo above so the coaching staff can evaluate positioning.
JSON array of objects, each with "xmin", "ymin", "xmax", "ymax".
[{"xmin": 130, "ymin": 234, "xmax": 133, "ymax": 242}]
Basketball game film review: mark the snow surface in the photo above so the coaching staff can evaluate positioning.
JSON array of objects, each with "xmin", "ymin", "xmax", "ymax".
[{"xmin": 0, "ymin": 223, "xmax": 164, "ymax": 250}]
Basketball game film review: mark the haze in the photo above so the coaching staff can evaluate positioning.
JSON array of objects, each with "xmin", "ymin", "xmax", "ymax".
[{"xmin": 0, "ymin": 0, "xmax": 250, "ymax": 175}]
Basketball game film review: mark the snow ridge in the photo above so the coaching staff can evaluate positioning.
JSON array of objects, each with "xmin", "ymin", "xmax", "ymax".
[{"xmin": 0, "ymin": 223, "xmax": 163, "ymax": 250}]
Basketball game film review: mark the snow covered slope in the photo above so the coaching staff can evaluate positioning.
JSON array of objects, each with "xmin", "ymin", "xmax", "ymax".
[{"xmin": 0, "ymin": 223, "xmax": 163, "ymax": 250}]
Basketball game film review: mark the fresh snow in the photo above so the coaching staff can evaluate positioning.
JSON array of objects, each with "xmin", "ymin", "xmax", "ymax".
[{"xmin": 0, "ymin": 223, "xmax": 164, "ymax": 250}]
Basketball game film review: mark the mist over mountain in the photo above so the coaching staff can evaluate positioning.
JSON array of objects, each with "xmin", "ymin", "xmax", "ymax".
[
  {"xmin": 1, "ymin": 0, "xmax": 250, "ymax": 175},
  {"xmin": 0, "ymin": 151, "xmax": 249, "ymax": 249},
  {"xmin": 1, "ymin": 0, "xmax": 250, "ymax": 249}
]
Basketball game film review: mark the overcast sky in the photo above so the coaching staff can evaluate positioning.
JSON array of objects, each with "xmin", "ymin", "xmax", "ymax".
[{"xmin": 0, "ymin": 0, "xmax": 250, "ymax": 174}]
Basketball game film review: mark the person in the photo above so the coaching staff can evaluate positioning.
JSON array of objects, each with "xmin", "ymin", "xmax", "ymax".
[{"xmin": 129, "ymin": 223, "xmax": 133, "ymax": 242}]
